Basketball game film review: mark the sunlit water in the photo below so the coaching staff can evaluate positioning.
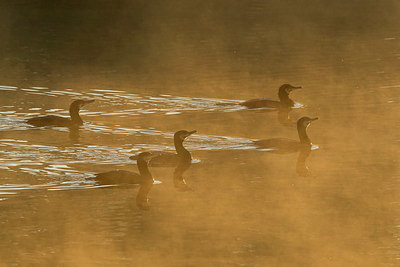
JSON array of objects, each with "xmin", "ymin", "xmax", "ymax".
[{"xmin": 1, "ymin": 1, "xmax": 400, "ymax": 266}]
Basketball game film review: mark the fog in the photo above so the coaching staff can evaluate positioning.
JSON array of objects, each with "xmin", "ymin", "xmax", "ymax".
[{"xmin": 0, "ymin": 1, "xmax": 399, "ymax": 266}]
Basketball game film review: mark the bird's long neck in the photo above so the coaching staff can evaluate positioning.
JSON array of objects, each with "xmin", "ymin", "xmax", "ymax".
[
  {"xmin": 137, "ymin": 159, "xmax": 153, "ymax": 180},
  {"xmin": 174, "ymin": 137, "xmax": 191, "ymax": 158},
  {"xmin": 69, "ymin": 106, "xmax": 83, "ymax": 125},
  {"xmin": 297, "ymin": 124, "xmax": 311, "ymax": 145},
  {"xmin": 278, "ymin": 90, "xmax": 294, "ymax": 107}
]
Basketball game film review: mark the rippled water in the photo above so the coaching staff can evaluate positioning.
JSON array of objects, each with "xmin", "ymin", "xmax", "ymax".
[
  {"xmin": 1, "ymin": 1, "xmax": 400, "ymax": 266},
  {"xmin": 0, "ymin": 86, "xmax": 263, "ymax": 198}
]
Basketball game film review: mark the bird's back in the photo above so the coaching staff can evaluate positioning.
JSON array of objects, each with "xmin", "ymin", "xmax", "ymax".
[
  {"xmin": 26, "ymin": 115, "xmax": 71, "ymax": 127},
  {"xmin": 241, "ymin": 98, "xmax": 281, "ymax": 109}
]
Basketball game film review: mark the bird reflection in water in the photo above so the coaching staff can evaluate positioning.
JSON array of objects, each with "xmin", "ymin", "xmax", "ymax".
[
  {"xmin": 249, "ymin": 106, "xmax": 294, "ymax": 126},
  {"xmin": 296, "ymin": 147, "xmax": 312, "ymax": 177},
  {"xmin": 130, "ymin": 130, "xmax": 196, "ymax": 192},
  {"xmin": 277, "ymin": 106, "xmax": 294, "ymax": 126},
  {"xmin": 68, "ymin": 125, "xmax": 80, "ymax": 143},
  {"xmin": 90, "ymin": 152, "xmax": 155, "ymax": 210},
  {"xmin": 254, "ymin": 117, "xmax": 318, "ymax": 176}
]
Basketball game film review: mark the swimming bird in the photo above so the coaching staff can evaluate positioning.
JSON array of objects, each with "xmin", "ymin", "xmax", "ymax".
[
  {"xmin": 171, "ymin": 130, "xmax": 196, "ymax": 191},
  {"xmin": 254, "ymin": 117, "xmax": 318, "ymax": 152},
  {"xmin": 26, "ymin": 99, "xmax": 95, "ymax": 127},
  {"xmin": 91, "ymin": 152, "xmax": 154, "ymax": 210},
  {"xmin": 241, "ymin": 84, "xmax": 302, "ymax": 109},
  {"xmin": 92, "ymin": 152, "xmax": 153, "ymax": 185},
  {"xmin": 130, "ymin": 130, "xmax": 197, "ymax": 167}
]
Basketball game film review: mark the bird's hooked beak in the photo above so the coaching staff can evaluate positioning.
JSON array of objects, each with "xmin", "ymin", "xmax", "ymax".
[
  {"xmin": 289, "ymin": 85, "xmax": 302, "ymax": 91},
  {"xmin": 307, "ymin": 117, "xmax": 318, "ymax": 126},
  {"xmin": 77, "ymin": 99, "xmax": 95, "ymax": 109},
  {"xmin": 185, "ymin": 130, "xmax": 197, "ymax": 139},
  {"xmin": 187, "ymin": 130, "xmax": 197, "ymax": 136},
  {"xmin": 181, "ymin": 130, "xmax": 197, "ymax": 140}
]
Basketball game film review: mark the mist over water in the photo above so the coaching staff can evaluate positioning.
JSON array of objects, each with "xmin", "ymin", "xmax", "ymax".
[{"xmin": 0, "ymin": 1, "xmax": 399, "ymax": 266}]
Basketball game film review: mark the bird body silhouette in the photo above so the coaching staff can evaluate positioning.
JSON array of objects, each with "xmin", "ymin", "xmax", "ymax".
[
  {"xmin": 91, "ymin": 152, "xmax": 154, "ymax": 210},
  {"xmin": 130, "ymin": 130, "xmax": 196, "ymax": 167},
  {"xmin": 241, "ymin": 84, "xmax": 301, "ymax": 109},
  {"xmin": 26, "ymin": 99, "xmax": 94, "ymax": 127},
  {"xmin": 254, "ymin": 117, "xmax": 318, "ymax": 153}
]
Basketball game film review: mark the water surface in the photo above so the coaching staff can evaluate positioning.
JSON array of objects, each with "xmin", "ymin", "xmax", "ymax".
[{"xmin": 0, "ymin": 1, "xmax": 399, "ymax": 266}]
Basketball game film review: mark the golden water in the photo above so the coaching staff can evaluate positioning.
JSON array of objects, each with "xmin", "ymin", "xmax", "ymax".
[{"xmin": 0, "ymin": 1, "xmax": 400, "ymax": 266}]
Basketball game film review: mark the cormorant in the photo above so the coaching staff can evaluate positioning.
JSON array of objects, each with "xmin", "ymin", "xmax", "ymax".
[
  {"xmin": 254, "ymin": 117, "xmax": 318, "ymax": 152},
  {"xmin": 92, "ymin": 152, "xmax": 153, "ymax": 185},
  {"xmin": 171, "ymin": 130, "xmax": 196, "ymax": 191},
  {"xmin": 26, "ymin": 99, "xmax": 95, "ymax": 127},
  {"xmin": 90, "ymin": 152, "xmax": 154, "ymax": 210},
  {"xmin": 130, "ymin": 130, "xmax": 197, "ymax": 167},
  {"xmin": 130, "ymin": 130, "xmax": 196, "ymax": 191},
  {"xmin": 241, "ymin": 84, "xmax": 302, "ymax": 109}
]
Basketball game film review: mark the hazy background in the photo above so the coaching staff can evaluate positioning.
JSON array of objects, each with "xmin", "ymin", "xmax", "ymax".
[
  {"xmin": 1, "ymin": 0, "xmax": 399, "ymax": 95},
  {"xmin": 0, "ymin": 1, "xmax": 399, "ymax": 266}
]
